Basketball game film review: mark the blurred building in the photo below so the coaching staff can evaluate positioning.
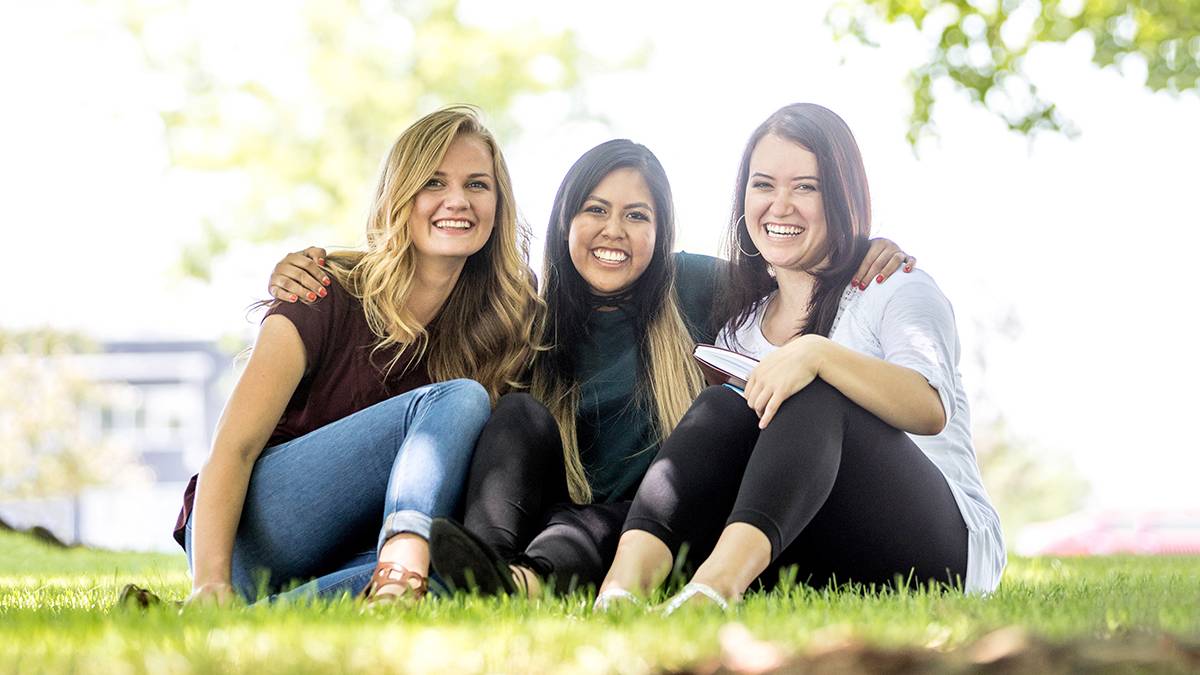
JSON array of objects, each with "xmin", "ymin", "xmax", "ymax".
[{"xmin": 0, "ymin": 340, "xmax": 231, "ymax": 552}]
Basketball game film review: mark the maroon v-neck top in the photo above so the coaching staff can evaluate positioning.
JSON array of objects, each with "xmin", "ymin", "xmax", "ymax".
[{"xmin": 172, "ymin": 279, "xmax": 431, "ymax": 548}]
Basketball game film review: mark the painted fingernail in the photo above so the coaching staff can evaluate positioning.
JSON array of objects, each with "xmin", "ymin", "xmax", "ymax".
[
  {"xmin": 289, "ymin": 294, "xmax": 298, "ymax": 303},
  {"xmin": 317, "ymin": 287, "xmax": 327, "ymax": 297},
  {"xmin": 317, "ymin": 258, "xmax": 325, "ymax": 265},
  {"xmin": 859, "ymin": 282, "xmax": 867, "ymax": 290},
  {"xmin": 307, "ymin": 291, "xmax": 317, "ymax": 301},
  {"xmin": 876, "ymin": 275, "xmax": 884, "ymax": 283},
  {"xmin": 322, "ymin": 277, "xmax": 331, "ymax": 286},
  {"xmin": 851, "ymin": 278, "xmax": 859, "ymax": 288},
  {"xmin": 904, "ymin": 266, "xmax": 912, "ymax": 273}
]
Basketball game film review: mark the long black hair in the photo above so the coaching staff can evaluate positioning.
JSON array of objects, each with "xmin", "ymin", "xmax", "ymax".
[
  {"xmin": 537, "ymin": 139, "xmax": 677, "ymax": 376},
  {"xmin": 531, "ymin": 139, "xmax": 701, "ymax": 503}
]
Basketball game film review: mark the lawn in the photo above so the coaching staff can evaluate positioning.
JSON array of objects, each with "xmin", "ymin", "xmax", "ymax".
[{"xmin": 2, "ymin": 530, "xmax": 1198, "ymax": 674}]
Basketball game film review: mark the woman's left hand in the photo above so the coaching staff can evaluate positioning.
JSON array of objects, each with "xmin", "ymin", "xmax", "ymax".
[
  {"xmin": 855, "ymin": 238, "xmax": 915, "ymax": 290},
  {"xmin": 744, "ymin": 335, "xmax": 829, "ymax": 429},
  {"xmin": 183, "ymin": 582, "xmax": 239, "ymax": 609}
]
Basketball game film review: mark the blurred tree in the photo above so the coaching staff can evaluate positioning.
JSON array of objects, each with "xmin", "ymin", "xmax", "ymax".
[
  {"xmin": 974, "ymin": 417, "xmax": 1089, "ymax": 538},
  {"xmin": 964, "ymin": 308, "xmax": 1090, "ymax": 541},
  {"xmin": 104, "ymin": 0, "xmax": 607, "ymax": 278},
  {"xmin": 830, "ymin": 0, "xmax": 1200, "ymax": 144},
  {"xmin": 0, "ymin": 331, "xmax": 151, "ymax": 504}
]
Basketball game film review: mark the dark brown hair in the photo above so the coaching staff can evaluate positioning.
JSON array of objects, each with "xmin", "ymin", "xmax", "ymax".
[{"xmin": 715, "ymin": 103, "xmax": 872, "ymax": 343}]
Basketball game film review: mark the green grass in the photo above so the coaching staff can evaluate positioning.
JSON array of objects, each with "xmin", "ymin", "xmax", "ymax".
[{"xmin": 3, "ymin": 530, "xmax": 1199, "ymax": 674}]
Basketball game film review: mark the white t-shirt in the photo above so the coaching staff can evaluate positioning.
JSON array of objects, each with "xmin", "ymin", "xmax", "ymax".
[{"xmin": 716, "ymin": 270, "xmax": 1005, "ymax": 594}]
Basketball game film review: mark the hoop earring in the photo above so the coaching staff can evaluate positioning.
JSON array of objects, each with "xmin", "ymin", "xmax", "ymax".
[{"xmin": 734, "ymin": 215, "xmax": 761, "ymax": 257}]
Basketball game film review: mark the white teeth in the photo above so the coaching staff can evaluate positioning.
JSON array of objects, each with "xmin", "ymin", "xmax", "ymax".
[
  {"xmin": 434, "ymin": 219, "xmax": 472, "ymax": 229},
  {"xmin": 765, "ymin": 224, "xmax": 804, "ymax": 236},
  {"xmin": 592, "ymin": 248, "xmax": 628, "ymax": 263}
]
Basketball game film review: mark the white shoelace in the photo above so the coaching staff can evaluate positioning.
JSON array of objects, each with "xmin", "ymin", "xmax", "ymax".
[
  {"xmin": 660, "ymin": 582, "xmax": 730, "ymax": 615},
  {"xmin": 592, "ymin": 587, "xmax": 642, "ymax": 612}
]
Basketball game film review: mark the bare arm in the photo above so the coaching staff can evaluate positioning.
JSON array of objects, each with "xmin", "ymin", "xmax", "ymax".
[
  {"xmin": 188, "ymin": 315, "xmax": 306, "ymax": 604},
  {"xmin": 745, "ymin": 334, "xmax": 945, "ymax": 435}
]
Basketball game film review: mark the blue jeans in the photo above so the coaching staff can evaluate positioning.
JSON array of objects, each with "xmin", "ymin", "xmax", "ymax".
[{"xmin": 185, "ymin": 379, "xmax": 491, "ymax": 602}]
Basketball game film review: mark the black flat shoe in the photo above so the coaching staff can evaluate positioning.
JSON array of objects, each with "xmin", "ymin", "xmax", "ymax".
[{"xmin": 430, "ymin": 517, "xmax": 519, "ymax": 596}]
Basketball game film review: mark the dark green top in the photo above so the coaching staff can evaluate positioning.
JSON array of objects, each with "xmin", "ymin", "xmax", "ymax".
[{"xmin": 575, "ymin": 252, "xmax": 721, "ymax": 502}]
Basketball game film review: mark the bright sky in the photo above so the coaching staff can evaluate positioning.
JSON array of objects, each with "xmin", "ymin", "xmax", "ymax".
[{"xmin": 3, "ymin": 0, "xmax": 1197, "ymax": 511}]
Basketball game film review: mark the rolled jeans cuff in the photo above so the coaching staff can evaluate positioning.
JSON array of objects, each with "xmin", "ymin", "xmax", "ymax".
[{"xmin": 378, "ymin": 510, "xmax": 432, "ymax": 553}]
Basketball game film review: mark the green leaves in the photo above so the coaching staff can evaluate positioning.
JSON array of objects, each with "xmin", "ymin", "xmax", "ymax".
[
  {"xmin": 831, "ymin": 0, "xmax": 1200, "ymax": 145},
  {"xmin": 109, "ymin": 0, "xmax": 598, "ymax": 277}
]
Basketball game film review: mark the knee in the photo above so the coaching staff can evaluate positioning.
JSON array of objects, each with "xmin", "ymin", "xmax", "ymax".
[
  {"xmin": 774, "ymin": 377, "xmax": 846, "ymax": 420},
  {"xmin": 490, "ymin": 391, "xmax": 557, "ymax": 436},
  {"xmin": 492, "ymin": 389, "xmax": 540, "ymax": 415},
  {"xmin": 688, "ymin": 385, "xmax": 757, "ymax": 424},
  {"xmin": 695, "ymin": 384, "xmax": 749, "ymax": 411},
  {"xmin": 493, "ymin": 391, "xmax": 548, "ymax": 421},
  {"xmin": 434, "ymin": 379, "xmax": 492, "ymax": 426}
]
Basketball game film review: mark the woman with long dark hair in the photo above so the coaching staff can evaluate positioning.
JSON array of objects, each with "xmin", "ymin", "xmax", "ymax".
[
  {"xmin": 427, "ymin": 140, "xmax": 709, "ymax": 596},
  {"xmin": 594, "ymin": 103, "xmax": 1004, "ymax": 611}
]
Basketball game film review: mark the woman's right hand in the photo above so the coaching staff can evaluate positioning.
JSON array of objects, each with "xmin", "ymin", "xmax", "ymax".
[
  {"xmin": 184, "ymin": 581, "xmax": 238, "ymax": 608},
  {"xmin": 269, "ymin": 246, "xmax": 331, "ymax": 304}
]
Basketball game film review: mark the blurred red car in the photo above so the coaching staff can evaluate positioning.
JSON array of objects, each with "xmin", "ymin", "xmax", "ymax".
[{"xmin": 1016, "ymin": 510, "xmax": 1200, "ymax": 556}]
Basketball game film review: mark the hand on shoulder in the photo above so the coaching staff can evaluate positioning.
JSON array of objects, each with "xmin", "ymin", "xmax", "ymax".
[
  {"xmin": 853, "ymin": 238, "xmax": 916, "ymax": 291},
  {"xmin": 268, "ymin": 246, "xmax": 331, "ymax": 305}
]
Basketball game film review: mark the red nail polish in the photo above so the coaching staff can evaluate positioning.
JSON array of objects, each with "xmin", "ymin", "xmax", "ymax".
[
  {"xmin": 318, "ymin": 287, "xmax": 327, "ymax": 297},
  {"xmin": 875, "ymin": 274, "xmax": 884, "ymax": 283},
  {"xmin": 317, "ymin": 258, "xmax": 325, "ymax": 266},
  {"xmin": 289, "ymin": 294, "xmax": 298, "ymax": 302},
  {"xmin": 322, "ymin": 277, "xmax": 331, "ymax": 286},
  {"xmin": 859, "ymin": 282, "xmax": 867, "ymax": 290},
  {"xmin": 307, "ymin": 291, "xmax": 317, "ymax": 301},
  {"xmin": 904, "ymin": 266, "xmax": 912, "ymax": 273},
  {"xmin": 851, "ymin": 278, "xmax": 859, "ymax": 287}
]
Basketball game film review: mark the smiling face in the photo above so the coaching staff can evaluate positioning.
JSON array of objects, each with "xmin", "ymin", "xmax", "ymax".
[
  {"xmin": 408, "ymin": 134, "xmax": 497, "ymax": 265},
  {"xmin": 743, "ymin": 133, "xmax": 829, "ymax": 273},
  {"xmin": 567, "ymin": 167, "xmax": 658, "ymax": 296}
]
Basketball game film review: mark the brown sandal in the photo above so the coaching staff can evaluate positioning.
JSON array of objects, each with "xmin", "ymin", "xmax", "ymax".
[{"xmin": 359, "ymin": 561, "xmax": 428, "ymax": 605}]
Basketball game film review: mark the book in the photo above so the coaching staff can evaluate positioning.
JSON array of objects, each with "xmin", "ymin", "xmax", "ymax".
[{"xmin": 693, "ymin": 344, "xmax": 759, "ymax": 391}]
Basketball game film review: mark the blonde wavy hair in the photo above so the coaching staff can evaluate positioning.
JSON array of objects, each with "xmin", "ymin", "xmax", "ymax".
[
  {"xmin": 324, "ymin": 106, "xmax": 539, "ymax": 401},
  {"xmin": 530, "ymin": 140, "xmax": 703, "ymax": 503}
]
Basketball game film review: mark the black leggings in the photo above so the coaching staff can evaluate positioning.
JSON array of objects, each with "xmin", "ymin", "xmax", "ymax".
[
  {"xmin": 624, "ymin": 381, "xmax": 968, "ymax": 591},
  {"xmin": 461, "ymin": 393, "xmax": 629, "ymax": 594}
]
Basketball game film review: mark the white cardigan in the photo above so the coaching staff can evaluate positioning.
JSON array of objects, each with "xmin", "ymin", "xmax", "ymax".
[{"xmin": 717, "ymin": 270, "xmax": 1005, "ymax": 594}]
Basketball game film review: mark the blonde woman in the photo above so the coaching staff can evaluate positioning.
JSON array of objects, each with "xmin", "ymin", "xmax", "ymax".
[{"xmin": 172, "ymin": 106, "xmax": 538, "ymax": 605}]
